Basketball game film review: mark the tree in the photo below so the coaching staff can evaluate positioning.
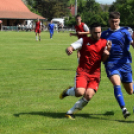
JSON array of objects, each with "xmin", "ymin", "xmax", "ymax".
[
  {"xmin": 109, "ymin": 0, "xmax": 134, "ymax": 26},
  {"xmin": 118, "ymin": 0, "xmax": 134, "ymax": 26},
  {"xmin": 24, "ymin": 0, "xmax": 110, "ymax": 27},
  {"xmin": 25, "ymin": 0, "xmax": 70, "ymax": 20},
  {"xmin": 78, "ymin": 0, "xmax": 107, "ymax": 26}
]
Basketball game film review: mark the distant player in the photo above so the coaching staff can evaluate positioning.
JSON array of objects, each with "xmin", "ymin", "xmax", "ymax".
[
  {"xmin": 59, "ymin": 23, "xmax": 112, "ymax": 120},
  {"xmin": 70, "ymin": 15, "xmax": 90, "ymax": 61},
  {"xmin": 48, "ymin": 21, "xmax": 55, "ymax": 39},
  {"xmin": 35, "ymin": 18, "xmax": 41, "ymax": 41},
  {"xmin": 101, "ymin": 12, "xmax": 134, "ymax": 119}
]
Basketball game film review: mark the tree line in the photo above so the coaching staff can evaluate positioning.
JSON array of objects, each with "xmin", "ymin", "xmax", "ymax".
[{"xmin": 25, "ymin": 0, "xmax": 134, "ymax": 27}]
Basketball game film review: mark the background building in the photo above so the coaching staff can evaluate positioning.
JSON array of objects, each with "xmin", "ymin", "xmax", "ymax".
[{"xmin": 0, "ymin": 0, "xmax": 45, "ymax": 30}]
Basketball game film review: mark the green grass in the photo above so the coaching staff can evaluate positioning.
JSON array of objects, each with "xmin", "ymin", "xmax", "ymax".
[{"xmin": 0, "ymin": 31, "xmax": 134, "ymax": 134}]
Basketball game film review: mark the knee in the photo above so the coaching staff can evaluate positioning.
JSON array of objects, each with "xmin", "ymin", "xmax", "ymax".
[
  {"xmin": 75, "ymin": 91, "xmax": 83, "ymax": 97},
  {"xmin": 75, "ymin": 89, "xmax": 84, "ymax": 97},
  {"xmin": 84, "ymin": 94, "xmax": 94, "ymax": 101},
  {"xmin": 127, "ymin": 90, "xmax": 133, "ymax": 95}
]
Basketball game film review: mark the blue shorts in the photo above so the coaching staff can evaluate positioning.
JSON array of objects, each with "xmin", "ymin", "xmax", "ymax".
[{"xmin": 105, "ymin": 63, "xmax": 132, "ymax": 83}]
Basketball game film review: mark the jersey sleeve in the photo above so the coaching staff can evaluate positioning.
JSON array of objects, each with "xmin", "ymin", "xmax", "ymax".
[
  {"xmin": 83, "ymin": 24, "xmax": 89, "ymax": 32},
  {"xmin": 127, "ymin": 27, "xmax": 133, "ymax": 36},
  {"xmin": 125, "ymin": 30, "xmax": 133, "ymax": 44},
  {"xmin": 71, "ymin": 38, "xmax": 83, "ymax": 50}
]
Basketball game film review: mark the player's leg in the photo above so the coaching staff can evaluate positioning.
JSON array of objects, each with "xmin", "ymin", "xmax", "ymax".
[
  {"xmin": 105, "ymin": 63, "xmax": 130, "ymax": 118},
  {"xmin": 122, "ymin": 64, "xmax": 134, "ymax": 95},
  {"xmin": 59, "ymin": 72, "xmax": 86, "ymax": 99},
  {"xmin": 121, "ymin": 69, "xmax": 134, "ymax": 115},
  {"xmin": 65, "ymin": 87, "xmax": 87, "ymax": 119},
  {"xmin": 59, "ymin": 76, "xmax": 76, "ymax": 99},
  {"xmin": 38, "ymin": 32, "xmax": 41, "ymax": 41},
  {"xmin": 71, "ymin": 77, "xmax": 99, "ymax": 114},
  {"xmin": 59, "ymin": 86, "xmax": 75, "ymax": 99},
  {"xmin": 65, "ymin": 88, "xmax": 96, "ymax": 120},
  {"xmin": 123, "ymin": 83, "xmax": 133, "ymax": 94},
  {"xmin": 84, "ymin": 88, "xmax": 96, "ymax": 101},
  {"xmin": 65, "ymin": 76, "xmax": 97, "ymax": 119},
  {"xmin": 77, "ymin": 50, "xmax": 80, "ymax": 63},
  {"xmin": 35, "ymin": 32, "xmax": 38, "ymax": 41},
  {"xmin": 59, "ymin": 75, "xmax": 77, "ymax": 99},
  {"xmin": 50, "ymin": 31, "xmax": 52, "ymax": 39},
  {"xmin": 109, "ymin": 74, "xmax": 130, "ymax": 118},
  {"xmin": 51, "ymin": 31, "xmax": 54, "ymax": 38},
  {"xmin": 62, "ymin": 72, "xmax": 86, "ymax": 119},
  {"xmin": 65, "ymin": 96, "xmax": 88, "ymax": 120}
]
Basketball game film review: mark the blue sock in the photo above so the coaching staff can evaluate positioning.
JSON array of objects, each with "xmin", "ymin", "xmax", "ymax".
[
  {"xmin": 133, "ymin": 83, "xmax": 134, "ymax": 94},
  {"xmin": 114, "ymin": 85, "xmax": 125, "ymax": 108}
]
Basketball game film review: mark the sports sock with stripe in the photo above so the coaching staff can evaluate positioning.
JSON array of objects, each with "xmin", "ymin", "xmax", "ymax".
[{"xmin": 114, "ymin": 85, "xmax": 125, "ymax": 109}]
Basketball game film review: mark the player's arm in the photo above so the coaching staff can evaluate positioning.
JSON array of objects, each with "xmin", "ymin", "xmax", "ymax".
[
  {"xmin": 77, "ymin": 24, "xmax": 90, "ymax": 36},
  {"xmin": 66, "ymin": 38, "xmax": 83, "ymax": 55},
  {"xmin": 125, "ymin": 28, "xmax": 134, "ymax": 48},
  {"xmin": 131, "ymin": 41, "xmax": 134, "ymax": 48},
  {"xmin": 102, "ymin": 40, "xmax": 112, "ymax": 62},
  {"xmin": 131, "ymin": 32, "xmax": 134, "ymax": 48},
  {"xmin": 70, "ymin": 32, "xmax": 78, "ymax": 37}
]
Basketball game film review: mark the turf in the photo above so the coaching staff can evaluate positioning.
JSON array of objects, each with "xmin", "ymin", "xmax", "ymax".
[{"xmin": 0, "ymin": 31, "xmax": 134, "ymax": 134}]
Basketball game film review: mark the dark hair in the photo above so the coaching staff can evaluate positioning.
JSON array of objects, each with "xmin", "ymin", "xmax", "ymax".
[
  {"xmin": 109, "ymin": 12, "xmax": 120, "ymax": 19},
  {"xmin": 75, "ymin": 14, "xmax": 81, "ymax": 19},
  {"xmin": 90, "ymin": 22, "xmax": 101, "ymax": 31}
]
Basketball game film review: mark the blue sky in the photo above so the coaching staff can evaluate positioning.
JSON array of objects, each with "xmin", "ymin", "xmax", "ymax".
[{"xmin": 95, "ymin": 0, "xmax": 116, "ymax": 4}]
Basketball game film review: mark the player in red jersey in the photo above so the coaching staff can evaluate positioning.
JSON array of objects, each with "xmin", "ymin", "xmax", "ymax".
[
  {"xmin": 70, "ymin": 15, "xmax": 90, "ymax": 60},
  {"xmin": 59, "ymin": 23, "xmax": 112, "ymax": 119},
  {"xmin": 67, "ymin": 15, "xmax": 90, "ymax": 95},
  {"xmin": 35, "ymin": 18, "xmax": 41, "ymax": 41}
]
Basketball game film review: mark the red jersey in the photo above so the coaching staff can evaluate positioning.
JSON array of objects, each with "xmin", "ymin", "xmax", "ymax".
[
  {"xmin": 75, "ymin": 22, "xmax": 87, "ymax": 39},
  {"xmin": 77, "ymin": 37, "xmax": 107, "ymax": 77},
  {"xmin": 35, "ymin": 21, "xmax": 41, "ymax": 29}
]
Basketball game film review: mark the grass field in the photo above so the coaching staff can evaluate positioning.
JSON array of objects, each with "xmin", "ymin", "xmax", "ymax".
[{"xmin": 0, "ymin": 31, "xmax": 134, "ymax": 134}]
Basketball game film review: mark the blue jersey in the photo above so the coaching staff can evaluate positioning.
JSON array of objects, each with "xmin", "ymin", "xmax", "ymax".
[
  {"xmin": 101, "ymin": 27, "xmax": 133, "ymax": 64},
  {"xmin": 48, "ymin": 23, "xmax": 55, "ymax": 32}
]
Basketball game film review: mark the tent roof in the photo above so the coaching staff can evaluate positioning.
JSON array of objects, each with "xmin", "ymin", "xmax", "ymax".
[{"xmin": 0, "ymin": 0, "xmax": 45, "ymax": 20}]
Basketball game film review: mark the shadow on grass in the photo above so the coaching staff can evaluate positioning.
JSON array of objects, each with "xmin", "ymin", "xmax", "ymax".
[
  {"xmin": 14, "ymin": 111, "xmax": 134, "ymax": 123},
  {"xmin": 37, "ymin": 69, "xmax": 75, "ymax": 71}
]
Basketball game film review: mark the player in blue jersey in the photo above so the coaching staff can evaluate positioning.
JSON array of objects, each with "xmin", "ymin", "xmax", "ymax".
[
  {"xmin": 101, "ymin": 12, "xmax": 134, "ymax": 119},
  {"xmin": 48, "ymin": 21, "xmax": 55, "ymax": 39}
]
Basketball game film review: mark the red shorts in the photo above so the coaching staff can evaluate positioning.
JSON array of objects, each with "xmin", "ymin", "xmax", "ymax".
[
  {"xmin": 76, "ymin": 71, "xmax": 100, "ymax": 91},
  {"xmin": 35, "ymin": 29, "xmax": 41, "ymax": 33}
]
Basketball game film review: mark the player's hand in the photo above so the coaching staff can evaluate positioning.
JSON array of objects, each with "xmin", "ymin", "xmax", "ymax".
[
  {"xmin": 66, "ymin": 46, "xmax": 73, "ymax": 55},
  {"xmin": 132, "ymin": 32, "xmax": 134, "ymax": 40},
  {"xmin": 103, "ymin": 50, "xmax": 110, "ymax": 56},
  {"xmin": 70, "ymin": 33, "xmax": 73, "ymax": 36},
  {"xmin": 106, "ymin": 40, "xmax": 112, "ymax": 51},
  {"xmin": 77, "ymin": 32, "xmax": 81, "ymax": 35}
]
